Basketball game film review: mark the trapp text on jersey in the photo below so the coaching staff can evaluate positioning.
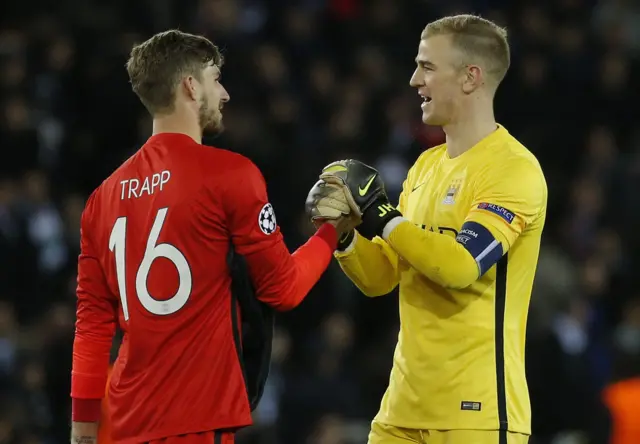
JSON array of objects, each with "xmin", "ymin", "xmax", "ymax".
[{"xmin": 120, "ymin": 170, "xmax": 171, "ymax": 200}]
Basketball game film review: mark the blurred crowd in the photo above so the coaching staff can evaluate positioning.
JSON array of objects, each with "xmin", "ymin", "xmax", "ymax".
[{"xmin": 1, "ymin": 0, "xmax": 640, "ymax": 443}]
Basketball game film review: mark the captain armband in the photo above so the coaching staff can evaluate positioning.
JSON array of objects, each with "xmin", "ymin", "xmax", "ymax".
[{"xmin": 455, "ymin": 221, "xmax": 504, "ymax": 276}]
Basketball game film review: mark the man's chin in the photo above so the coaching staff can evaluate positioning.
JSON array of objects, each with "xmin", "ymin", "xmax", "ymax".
[
  {"xmin": 422, "ymin": 113, "xmax": 444, "ymax": 126},
  {"xmin": 203, "ymin": 120, "xmax": 224, "ymax": 137},
  {"xmin": 421, "ymin": 113, "xmax": 434, "ymax": 125}
]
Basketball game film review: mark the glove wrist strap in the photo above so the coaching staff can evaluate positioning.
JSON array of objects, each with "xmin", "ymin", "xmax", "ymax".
[
  {"xmin": 360, "ymin": 199, "xmax": 402, "ymax": 240},
  {"xmin": 337, "ymin": 230, "xmax": 356, "ymax": 251}
]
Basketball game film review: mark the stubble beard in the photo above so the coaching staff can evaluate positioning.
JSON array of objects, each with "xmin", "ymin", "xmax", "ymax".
[{"xmin": 199, "ymin": 96, "xmax": 224, "ymax": 136}]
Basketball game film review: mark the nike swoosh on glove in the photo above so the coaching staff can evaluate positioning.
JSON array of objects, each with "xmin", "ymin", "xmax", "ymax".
[{"xmin": 320, "ymin": 159, "xmax": 402, "ymax": 239}]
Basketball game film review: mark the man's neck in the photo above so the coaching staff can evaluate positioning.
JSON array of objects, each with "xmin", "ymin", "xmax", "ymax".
[
  {"xmin": 443, "ymin": 104, "xmax": 497, "ymax": 158},
  {"xmin": 152, "ymin": 113, "xmax": 202, "ymax": 144}
]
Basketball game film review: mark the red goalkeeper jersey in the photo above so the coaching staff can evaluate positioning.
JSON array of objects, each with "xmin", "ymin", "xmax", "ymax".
[{"xmin": 71, "ymin": 133, "xmax": 336, "ymax": 443}]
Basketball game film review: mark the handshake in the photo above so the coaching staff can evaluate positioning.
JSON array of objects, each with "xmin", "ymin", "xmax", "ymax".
[{"xmin": 305, "ymin": 159, "xmax": 402, "ymax": 244}]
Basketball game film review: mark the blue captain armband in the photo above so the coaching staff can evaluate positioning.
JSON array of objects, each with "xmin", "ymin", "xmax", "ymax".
[{"xmin": 455, "ymin": 221, "xmax": 504, "ymax": 276}]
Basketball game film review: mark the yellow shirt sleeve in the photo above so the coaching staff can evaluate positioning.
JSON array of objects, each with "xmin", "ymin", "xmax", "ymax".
[
  {"xmin": 385, "ymin": 157, "xmax": 546, "ymax": 288},
  {"xmin": 333, "ymin": 167, "xmax": 414, "ymax": 297},
  {"xmin": 465, "ymin": 159, "xmax": 547, "ymax": 253}
]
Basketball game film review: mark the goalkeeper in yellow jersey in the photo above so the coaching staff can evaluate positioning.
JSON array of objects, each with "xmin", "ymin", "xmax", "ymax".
[{"xmin": 305, "ymin": 14, "xmax": 547, "ymax": 444}]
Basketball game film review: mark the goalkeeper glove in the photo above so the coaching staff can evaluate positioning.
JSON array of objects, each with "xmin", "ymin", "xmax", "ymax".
[
  {"xmin": 305, "ymin": 180, "xmax": 361, "ymax": 234},
  {"xmin": 320, "ymin": 159, "xmax": 402, "ymax": 239}
]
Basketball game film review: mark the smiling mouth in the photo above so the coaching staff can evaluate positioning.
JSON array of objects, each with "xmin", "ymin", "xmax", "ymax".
[{"xmin": 420, "ymin": 94, "xmax": 432, "ymax": 104}]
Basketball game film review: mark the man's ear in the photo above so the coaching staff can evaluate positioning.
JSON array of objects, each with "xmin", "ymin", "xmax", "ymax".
[
  {"xmin": 182, "ymin": 76, "xmax": 198, "ymax": 102},
  {"xmin": 461, "ymin": 65, "xmax": 483, "ymax": 94}
]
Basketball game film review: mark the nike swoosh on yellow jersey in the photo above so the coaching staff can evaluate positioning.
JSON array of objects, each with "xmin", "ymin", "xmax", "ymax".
[{"xmin": 359, "ymin": 175, "xmax": 377, "ymax": 196}]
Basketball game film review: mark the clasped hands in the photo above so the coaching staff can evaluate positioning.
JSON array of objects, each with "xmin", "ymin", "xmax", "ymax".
[{"xmin": 305, "ymin": 159, "xmax": 402, "ymax": 242}]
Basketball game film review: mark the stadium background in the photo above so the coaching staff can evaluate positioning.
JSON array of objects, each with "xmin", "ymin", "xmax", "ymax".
[{"xmin": 1, "ymin": 0, "xmax": 639, "ymax": 443}]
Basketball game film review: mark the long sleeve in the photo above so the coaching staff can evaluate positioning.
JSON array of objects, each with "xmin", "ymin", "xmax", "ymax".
[
  {"xmin": 71, "ymin": 195, "xmax": 118, "ymax": 421},
  {"xmin": 243, "ymin": 224, "xmax": 336, "ymax": 310},
  {"xmin": 334, "ymin": 232, "xmax": 401, "ymax": 296},
  {"xmin": 222, "ymin": 157, "xmax": 336, "ymax": 311},
  {"xmin": 383, "ymin": 157, "xmax": 547, "ymax": 289},
  {"xmin": 385, "ymin": 220, "xmax": 478, "ymax": 289},
  {"xmin": 332, "ymin": 170, "xmax": 415, "ymax": 297}
]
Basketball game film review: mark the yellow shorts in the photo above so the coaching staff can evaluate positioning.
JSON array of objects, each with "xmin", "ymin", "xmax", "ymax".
[{"xmin": 368, "ymin": 421, "xmax": 530, "ymax": 444}]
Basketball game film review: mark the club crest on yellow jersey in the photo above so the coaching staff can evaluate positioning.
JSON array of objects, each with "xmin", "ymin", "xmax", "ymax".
[{"xmin": 442, "ymin": 179, "xmax": 463, "ymax": 205}]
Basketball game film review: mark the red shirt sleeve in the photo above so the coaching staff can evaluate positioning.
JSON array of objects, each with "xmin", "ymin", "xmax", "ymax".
[
  {"xmin": 222, "ymin": 158, "xmax": 337, "ymax": 311},
  {"xmin": 71, "ymin": 192, "xmax": 118, "ymax": 421}
]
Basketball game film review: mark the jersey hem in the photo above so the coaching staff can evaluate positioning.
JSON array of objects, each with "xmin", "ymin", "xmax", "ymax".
[
  {"xmin": 372, "ymin": 416, "xmax": 531, "ymax": 436},
  {"xmin": 112, "ymin": 419, "xmax": 252, "ymax": 444}
]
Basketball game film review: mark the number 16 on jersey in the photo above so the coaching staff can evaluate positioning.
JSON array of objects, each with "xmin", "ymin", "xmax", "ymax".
[{"xmin": 109, "ymin": 207, "xmax": 193, "ymax": 321}]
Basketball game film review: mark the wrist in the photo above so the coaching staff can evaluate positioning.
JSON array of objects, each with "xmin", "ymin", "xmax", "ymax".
[
  {"xmin": 71, "ymin": 418, "xmax": 99, "ymax": 444},
  {"xmin": 360, "ymin": 198, "xmax": 402, "ymax": 239},
  {"xmin": 337, "ymin": 229, "xmax": 355, "ymax": 251},
  {"xmin": 314, "ymin": 222, "xmax": 338, "ymax": 251},
  {"xmin": 381, "ymin": 216, "xmax": 406, "ymax": 240},
  {"xmin": 71, "ymin": 398, "xmax": 102, "ymax": 423}
]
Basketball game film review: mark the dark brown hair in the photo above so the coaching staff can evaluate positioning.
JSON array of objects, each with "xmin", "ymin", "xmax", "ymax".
[{"xmin": 126, "ymin": 30, "xmax": 224, "ymax": 114}]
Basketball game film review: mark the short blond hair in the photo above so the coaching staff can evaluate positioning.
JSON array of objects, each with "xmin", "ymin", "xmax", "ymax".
[{"xmin": 422, "ymin": 14, "xmax": 510, "ymax": 86}]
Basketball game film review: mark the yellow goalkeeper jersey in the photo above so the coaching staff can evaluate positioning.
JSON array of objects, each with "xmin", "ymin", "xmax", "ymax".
[{"xmin": 335, "ymin": 125, "xmax": 547, "ymax": 434}]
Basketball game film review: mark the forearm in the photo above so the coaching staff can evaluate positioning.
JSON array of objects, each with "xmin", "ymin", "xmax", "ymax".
[
  {"xmin": 71, "ymin": 330, "xmax": 112, "ymax": 398},
  {"xmin": 247, "ymin": 224, "xmax": 337, "ymax": 310},
  {"xmin": 384, "ymin": 219, "xmax": 479, "ymax": 289},
  {"xmin": 334, "ymin": 231, "xmax": 399, "ymax": 297},
  {"xmin": 71, "ymin": 295, "xmax": 115, "ymax": 421},
  {"xmin": 71, "ymin": 422, "xmax": 98, "ymax": 444},
  {"xmin": 281, "ymin": 224, "xmax": 337, "ymax": 308}
]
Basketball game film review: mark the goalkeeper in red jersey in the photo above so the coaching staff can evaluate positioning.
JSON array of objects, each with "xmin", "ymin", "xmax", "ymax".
[{"xmin": 70, "ymin": 30, "xmax": 356, "ymax": 444}]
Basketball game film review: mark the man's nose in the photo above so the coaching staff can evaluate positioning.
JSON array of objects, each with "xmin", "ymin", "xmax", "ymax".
[
  {"xmin": 409, "ymin": 68, "xmax": 422, "ymax": 87},
  {"xmin": 221, "ymin": 85, "xmax": 230, "ymax": 102}
]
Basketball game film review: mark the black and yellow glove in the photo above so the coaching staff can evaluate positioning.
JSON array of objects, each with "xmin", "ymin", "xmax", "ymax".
[{"xmin": 320, "ymin": 159, "xmax": 401, "ymax": 240}]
